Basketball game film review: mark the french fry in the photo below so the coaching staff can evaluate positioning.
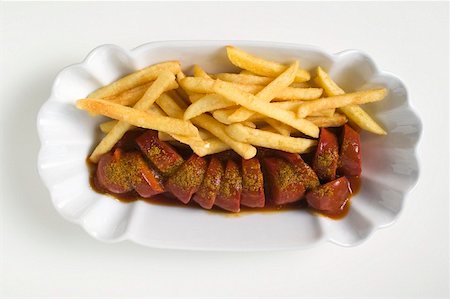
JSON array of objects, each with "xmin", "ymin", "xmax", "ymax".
[
  {"xmin": 156, "ymin": 93, "xmax": 232, "ymax": 156},
  {"xmin": 228, "ymin": 62, "xmax": 298, "ymax": 122},
  {"xmin": 189, "ymin": 93, "xmax": 206, "ymax": 102},
  {"xmin": 99, "ymin": 120, "xmax": 117, "ymax": 134},
  {"xmin": 265, "ymin": 119, "xmax": 292, "ymax": 136},
  {"xmin": 76, "ymin": 99, "xmax": 198, "ymax": 137},
  {"xmin": 290, "ymin": 82, "xmax": 310, "ymax": 88},
  {"xmin": 159, "ymin": 131, "xmax": 231, "ymax": 155},
  {"xmin": 155, "ymin": 93, "xmax": 186, "ymax": 117},
  {"xmin": 184, "ymin": 94, "xmax": 236, "ymax": 120},
  {"xmin": 86, "ymin": 71, "xmax": 180, "ymax": 162},
  {"xmin": 226, "ymin": 123, "xmax": 317, "ymax": 153},
  {"xmin": 315, "ymin": 66, "xmax": 387, "ymax": 135},
  {"xmin": 89, "ymin": 61, "xmax": 180, "ymax": 98},
  {"xmin": 193, "ymin": 65, "xmax": 212, "ymax": 79},
  {"xmin": 226, "ymin": 46, "xmax": 310, "ymax": 82},
  {"xmin": 297, "ymin": 88, "xmax": 387, "ymax": 118},
  {"xmin": 213, "ymin": 80, "xmax": 320, "ymax": 138},
  {"xmin": 215, "ymin": 73, "xmax": 274, "ymax": 85},
  {"xmin": 306, "ymin": 113, "xmax": 348, "ymax": 127},
  {"xmin": 212, "ymin": 109, "xmax": 236, "ymax": 125},
  {"xmin": 191, "ymin": 114, "xmax": 257, "ymax": 159},
  {"xmin": 99, "ymin": 104, "xmax": 166, "ymax": 133},
  {"xmin": 309, "ymin": 108, "xmax": 335, "ymax": 117},
  {"xmin": 105, "ymin": 83, "xmax": 151, "ymax": 105},
  {"xmin": 240, "ymin": 70, "xmax": 255, "ymax": 75},
  {"xmin": 105, "ymin": 81, "xmax": 179, "ymax": 106},
  {"xmin": 180, "ymin": 77, "xmax": 321, "ymax": 101},
  {"xmin": 175, "ymin": 70, "xmax": 192, "ymax": 102},
  {"xmin": 241, "ymin": 121, "xmax": 256, "ymax": 129},
  {"xmin": 166, "ymin": 89, "xmax": 190, "ymax": 108},
  {"xmin": 202, "ymin": 138, "xmax": 231, "ymax": 155}
]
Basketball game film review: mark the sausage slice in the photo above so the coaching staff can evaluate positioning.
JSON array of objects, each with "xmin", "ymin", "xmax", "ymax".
[
  {"xmin": 165, "ymin": 154, "xmax": 208, "ymax": 204},
  {"xmin": 306, "ymin": 177, "xmax": 352, "ymax": 214},
  {"xmin": 312, "ymin": 128, "xmax": 339, "ymax": 182},
  {"xmin": 215, "ymin": 160, "xmax": 242, "ymax": 212},
  {"xmin": 193, "ymin": 157, "xmax": 224, "ymax": 209},
  {"xmin": 241, "ymin": 158, "xmax": 265, "ymax": 208},
  {"xmin": 263, "ymin": 157, "xmax": 305, "ymax": 205}
]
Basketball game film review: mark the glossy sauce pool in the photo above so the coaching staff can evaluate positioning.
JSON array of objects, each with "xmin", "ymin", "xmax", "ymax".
[{"xmin": 88, "ymin": 160, "xmax": 361, "ymax": 219}]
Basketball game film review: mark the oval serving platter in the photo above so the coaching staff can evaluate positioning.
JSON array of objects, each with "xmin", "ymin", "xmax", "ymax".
[{"xmin": 37, "ymin": 41, "xmax": 421, "ymax": 251}]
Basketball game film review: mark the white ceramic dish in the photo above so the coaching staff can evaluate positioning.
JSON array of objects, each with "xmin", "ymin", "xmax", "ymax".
[{"xmin": 37, "ymin": 41, "xmax": 421, "ymax": 251}]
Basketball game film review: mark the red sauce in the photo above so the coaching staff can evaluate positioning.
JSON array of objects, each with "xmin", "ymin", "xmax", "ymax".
[{"xmin": 87, "ymin": 128, "xmax": 362, "ymax": 220}]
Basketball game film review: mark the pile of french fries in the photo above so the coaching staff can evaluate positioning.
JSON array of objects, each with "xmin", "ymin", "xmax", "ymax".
[{"xmin": 76, "ymin": 46, "xmax": 387, "ymax": 163}]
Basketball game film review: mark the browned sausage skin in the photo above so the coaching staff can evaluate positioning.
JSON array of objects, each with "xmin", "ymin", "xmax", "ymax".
[
  {"xmin": 306, "ymin": 177, "xmax": 352, "ymax": 214},
  {"xmin": 165, "ymin": 154, "xmax": 208, "ymax": 204},
  {"xmin": 312, "ymin": 128, "xmax": 339, "ymax": 182},
  {"xmin": 339, "ymin": 124, "xmax": 362, "ymax": 177},
  {"xmin": 241, "ymin": 158, "xmax": 265, "ymax": 208}
]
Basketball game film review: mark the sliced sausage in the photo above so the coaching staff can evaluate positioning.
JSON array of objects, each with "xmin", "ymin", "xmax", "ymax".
[
  {"xmin": 241, "ymin": 158, "xmax": 265, "ymax": 208},
  {"xmin": 96, "ymin": 149, "xmax": 163, "ymax": 196},
  {"xmin": 339, "ymin": 124, "xmax": 362, "ymax": 177},
  {"xmin": 215, "ymin": 159, "xmax": 242, "ymax": 212},
  {"xmin": 263, "ymin": 157, "xmax": 305, "ymax": 205},
  {"xmin": 135, "ymin": 160, "xmax": 164, "ymax": 198},
  {"xmin": 312, "ymin": 128, "xmax": 339, "ymax": 182},
  {"xmin": 165, "ymin": 154, "xmax": 208, "ymax": 204},
  {"xmin": 136, "ymin": 130, "xmax": 184, "ymax": 178},
  {"xmin": 306, "ymin": 177, "xmax": 352, "ymax": 214},
  {"xmin": 113, "ymin": 129, "xmax": 144, "ymax": 151},
  {"xmin": 193, "ymin": 157, "xmax": 224, "ymax": 209},
  {"xmin": 273, "ymin": 151, "xmax": 320, "ymax": 191}
]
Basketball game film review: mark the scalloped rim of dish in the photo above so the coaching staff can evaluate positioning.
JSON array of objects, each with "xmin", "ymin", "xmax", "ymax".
[{"xmin": 37, "ymin": 40, "xmax": 422, "ymax": 251}]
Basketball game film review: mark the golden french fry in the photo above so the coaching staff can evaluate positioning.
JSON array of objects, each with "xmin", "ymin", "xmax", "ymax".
[
  {"xmin": 297, "ymin": 88, "xmax": 387, "ymax": 118},
  {"xmin": 189, "ymin": 93, "xmax": 206, "ymax": 102},
  {"xmin": 191, "ymin": 114, "xmax": 257, "ymax": 159},
  {"xmin": 99, "ymin": 104, "xmax": 167, "ymax": 134},
  {"xmin": 309, "ymin": 108, "xmax": 335, "ymax": 117},
  {"xmin": 166, "ymin": 89, "xmax": 189, "ymax": 108},
  {"xmin": 226, "ymin": 123, "xmax": 317, "ymax": 153},
  {"xmin": 241, "ymin": 121, "xmax": 256, "ymax": 129},
  {"xmin": 180, "ymin": 77, "xmax": 321, "ymax": 101},
  {"xmin": 99, "ymin": 120, "xmax": 117, "ymax": 134},
  {"xmin": 315, "ymin": 66, "xmax": 387, "ymax": 135},
  {"xmin": 105, "ymin": 83, "xmax": 151, "ymax": 105},
  {"xmin": 89, "ymin": 61, "xmax": 180, "ymax": 98},
  {"xmin": 105, "ymin": 81, "xmax": 178, "ymax": 106},
  {"xmin": 290, "ymin": 82, "xmax": 310, "ymax": 88},
  {"xmin": 213, "ymin": 80, "xmax": 319, "ymax": 138},
  {"xmin": 193, "ymin": 65, "xmax": 212, "ymax": 79},
  {"xmin": 240, "ymin": 70, "xmax": 255, "ymax": 75},
  {"xmin": 273, "ymin": 87, "xmax": 322, "ymax": 101},
  {"xmin": 215, "ymin": 73, "xmax": 274, "ymax": 85},
  {"xmin": 184, "ymin": 94, "xmax": 236, "ymax": 120},
  {"xmin": 155, "ymin": 93, "xmax": 186, "ymax": 118},
  {"xmin": 202, "ymin": 138, "xmax": 231, "ymax": 155},
  {"xmin": 306, "ymin": 113, "xmax": 348, "ymax": 127},
  {"xmin": 265, "ymin": 119, "xmax": 292, "ymax": 136},
  {"xmin": 86, "ymin": 71, "xmax": 180, "ymax": 162},
  {"xmin": 158, "ymin": 131, "xmax": 175, "ymax": 141},
  {"xmin": 160, "ymin": 132, "xmax": 231, "ymax": 155},
  {"xmin": 156, "ymin": 93, "xmax": 230, "ymax": 156},
  {"xmin": 228, "ymin": 62, "xmax": 298, "ymax": 122},
  {"xmin": 76, "ymin": 98, "xmax": 198, "ymax": 136},
  {"xmin": 259, "ymin": 126, "xmax": 279, "ymax": 134},
  {"xmin": 226, "ymin": 46, "xmax": 310, "ymax": 82},
  {"xmin": 175, "ymin": 70, "xmax": 192, "ymax": 102},
  {"xmin": 212, "ymin": 109, "xmax": 235, "ymax": 125}
]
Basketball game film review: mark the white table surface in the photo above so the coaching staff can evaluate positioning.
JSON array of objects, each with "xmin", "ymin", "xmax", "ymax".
[{"xmin": 1, "ymin": 2, "xmax": 449, "ymax": 298}]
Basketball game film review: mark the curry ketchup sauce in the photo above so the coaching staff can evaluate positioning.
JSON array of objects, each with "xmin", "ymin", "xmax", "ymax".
[{"xmin": 88, "ymin": 126, "xmax": 363, "ymax": 218}]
